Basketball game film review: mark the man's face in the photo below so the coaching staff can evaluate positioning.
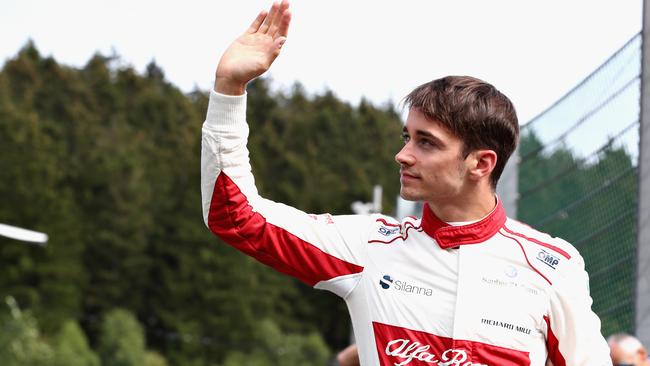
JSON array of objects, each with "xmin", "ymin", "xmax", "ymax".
[{"xmin": 395, "ymin": 108, "xmax": 469, "ymax": 204}]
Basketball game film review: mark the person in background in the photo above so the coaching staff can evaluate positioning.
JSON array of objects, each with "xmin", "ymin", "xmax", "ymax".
[
  {"xmin": 608, "ymin": 333, "xmax": 650, "ymax": 366},
  {"xmin": 336, "ymin": 344, "xmax": 360, "ymax": 366}
]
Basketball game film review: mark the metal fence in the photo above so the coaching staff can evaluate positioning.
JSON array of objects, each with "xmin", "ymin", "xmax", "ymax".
[{"xmin": 518, "ymin": 33, "xmax": 641, "ymax": 336}]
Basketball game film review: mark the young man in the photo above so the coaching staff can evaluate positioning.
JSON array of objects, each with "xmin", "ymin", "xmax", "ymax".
[{"xmin": 201, "ymin": 1, "xmax": 611, "ymax": 364}]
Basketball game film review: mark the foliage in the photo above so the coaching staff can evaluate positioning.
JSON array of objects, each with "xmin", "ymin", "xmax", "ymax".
[
  {"xmin": 0, "ymin": 43, "xmax": 403, "ymax": 365},
  {"xmin": 145, "ymin": 351, "xmax": 170, "ymax": 366},
  {"xmin": 0, "ymin": 296, "xmax": 53, "ymax": 366},
  {"xmin": 53, "ymin": 320, "xmax": 101, "ymax": 366},
  {"xmin": 221, "ymin": 319, "xmax": 330, "ymax": 366},
  {"xmin": 98, "ymin": 308, "xmax": 146, "ymax": 366}
]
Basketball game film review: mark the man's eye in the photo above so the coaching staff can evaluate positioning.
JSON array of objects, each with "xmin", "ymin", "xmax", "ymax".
[{"xmin": 401, "ymin": 134, "xmax": 410, "ymax": 142}]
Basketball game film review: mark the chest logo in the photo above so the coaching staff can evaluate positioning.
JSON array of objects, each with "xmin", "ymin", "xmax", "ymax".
[
  {"xmin": 536, "ymin": 249, "xmax": 560, "ymax": 269},
  {"xmin": 380, "ymin": 275, "xmax": 394, "ymax": 289},
  {"xmin": 504, "ymin": 265, "xmax": 518, "ymax": 278},
  {"xmin": 379, "ymin": 274, "xmax": 433, "ymax": 296},
  {"xmin": 386, "ymin": 339, "xmax": 488, "ymax": 366},
  {"xmin": 378, "ymin": 226, "xmax": 400, "ymax": 236}
]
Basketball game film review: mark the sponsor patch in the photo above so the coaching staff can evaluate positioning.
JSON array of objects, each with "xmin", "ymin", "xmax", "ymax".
[
  {"xmin": 480, "ymin": 318, "xmax": 532, "ymax": 336},
  {"xmin": 379, "ymin": 274, "xmax": 433, "ymax": 296},
  {"xmin": 378, "ymin": 226, "xmax": 400, "ymax": 236},
  {"xmin": 536, "ymin": 249, "xmax": 560, "ymax": 269},
  {"xmin": 372, "ymin": 322, "xmax": 531, "ymax": 365}
]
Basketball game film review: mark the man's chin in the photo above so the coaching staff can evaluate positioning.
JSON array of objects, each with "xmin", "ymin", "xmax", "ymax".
[{"xmin": 399, "ymin": 189, "xmax": 420, "ymax": 202}]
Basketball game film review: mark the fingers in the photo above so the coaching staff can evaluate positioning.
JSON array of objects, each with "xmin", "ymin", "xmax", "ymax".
[
  {"xmin": 275, "ymin": 8, "xmax": 291, "ymax": 38},
  {"xmin": 259, "ymin": 1, "xmax": 280, "ymax": 34},
  {"xmin": 268, "ymin": 0, "xmax": 290, "ymax": 37},
  {"xmin": 246, "ymin": 10, "xmax": 268, "ymax": 34}
]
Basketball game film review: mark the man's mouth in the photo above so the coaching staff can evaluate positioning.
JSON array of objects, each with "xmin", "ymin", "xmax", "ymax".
[{"xmin": 400, "ymin": 170, "xmax": 420, "ymax": 180}]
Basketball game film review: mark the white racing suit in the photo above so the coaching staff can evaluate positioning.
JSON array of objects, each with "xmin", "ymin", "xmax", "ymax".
[{"xmin": 201, "ymin": 90, "xmax": 612, "ymax": 366}]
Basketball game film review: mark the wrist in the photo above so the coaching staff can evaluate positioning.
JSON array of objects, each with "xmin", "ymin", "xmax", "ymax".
[{"xmin": 214, "ymin": 77, "xmax": 247, "ymax": 96}]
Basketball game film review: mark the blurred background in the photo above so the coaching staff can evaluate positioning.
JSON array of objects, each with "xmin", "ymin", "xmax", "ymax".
[{"xmin": 1, "ymin": 0, "xmax": 647, "ymax": 365}]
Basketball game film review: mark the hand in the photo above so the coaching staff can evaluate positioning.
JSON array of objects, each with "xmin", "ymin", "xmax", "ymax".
[{"xmin": 215, "ymin": 0, "xmax": 291, "ymax": 95}]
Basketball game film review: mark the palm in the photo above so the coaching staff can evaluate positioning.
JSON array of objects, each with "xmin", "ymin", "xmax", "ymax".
[
  {"xmin": 216, "ymin": 1, "xmax": 291, "ymax": 88},
  {"xmin": 218, "ymin": 33, "xmax": 277, "ymax": 83}
]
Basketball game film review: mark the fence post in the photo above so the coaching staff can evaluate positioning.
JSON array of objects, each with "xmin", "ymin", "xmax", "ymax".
[{"xmin": 636, "ymin": 0, "xmax": 650, "ymax": 347}]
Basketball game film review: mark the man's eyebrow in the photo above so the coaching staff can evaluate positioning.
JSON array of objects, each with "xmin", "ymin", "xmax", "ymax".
[
  {"xmin": 402, "ymin": 127, "xmax": 446, "ymax": 145},
  {"xmin": 416, "ymin": 129, "xmax": 445, "ymax": 145}
]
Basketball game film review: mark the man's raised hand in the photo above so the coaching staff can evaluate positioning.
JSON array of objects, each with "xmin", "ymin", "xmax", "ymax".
[{"xmin": 215, "ymin": 0, "xmax": 291, "ymax": 95}]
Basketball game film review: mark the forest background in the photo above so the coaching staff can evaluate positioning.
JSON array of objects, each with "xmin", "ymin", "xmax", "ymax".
[{"xmin": 0, "ymin": 43, "xmax": 636, "ymax": 365}]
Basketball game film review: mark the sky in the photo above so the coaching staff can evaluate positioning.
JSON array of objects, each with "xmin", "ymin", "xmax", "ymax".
[{"xmin": 1, "ymin": 0, "xmax": 643, "ymax": 123}]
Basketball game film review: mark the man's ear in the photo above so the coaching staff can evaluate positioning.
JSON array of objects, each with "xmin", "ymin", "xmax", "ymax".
[
  {"xmin": 467, "ymin": 149, "xmax": 497, "ymax": 181},
  {"xmin": 638, "ymin": 346, "xmax": 648, "ymax": 361}
]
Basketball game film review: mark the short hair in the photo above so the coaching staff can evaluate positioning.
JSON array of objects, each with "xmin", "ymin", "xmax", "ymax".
[
  {"xmin": 404, "ymin": 76, "xmax": 519, "ymax": 188},
  {"xmin": 608, "ymin": 333, "xmax": 645, "ymax": 354}
]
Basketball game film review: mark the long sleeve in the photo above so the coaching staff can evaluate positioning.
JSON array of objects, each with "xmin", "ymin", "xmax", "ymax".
[
  {"xmin": 545, "ymin": 253, "xmax": 612, "ymax": 366},
  {"xmin": 200, "ymin": 90, "xmax": 371, "ymax": 297}
]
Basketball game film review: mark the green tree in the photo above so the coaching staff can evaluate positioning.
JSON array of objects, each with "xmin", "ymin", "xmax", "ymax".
[
  {"xmin": 221, "ymin": 319, "xmax": 330, "ymax": 366},
  {"xmin": 0, "ymin": 43, "xmax": 404, "ymax": 365},
  {"xmin": 98, "ymin": 309, "xmax": 146, "ymax": 366},
  {"xmin": 0, "ymin": 296, "xmax": 53, "ymax": 366},
  {"xmin": 145, "ymin": 351, "xmax": 169, "ymax": 366},
  {"xmin": 53, "ymin": 320, "xmax": 101, "ymax": 366}
]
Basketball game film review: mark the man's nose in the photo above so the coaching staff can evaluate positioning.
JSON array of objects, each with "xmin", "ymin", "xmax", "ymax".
[{"xmin": 395, "ymin": 144, "xmax": 415, "ymax": 166}]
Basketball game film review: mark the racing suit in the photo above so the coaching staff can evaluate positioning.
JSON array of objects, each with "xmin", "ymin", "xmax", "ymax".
[{"xmin": 201, "ymin": 90, "xmax": 612, "ymax": 366}]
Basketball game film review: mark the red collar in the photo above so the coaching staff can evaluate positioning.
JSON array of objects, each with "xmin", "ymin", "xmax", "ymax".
[{"xmin": 421, "ymin": 201, "xmax": 507, "ymax": 249}]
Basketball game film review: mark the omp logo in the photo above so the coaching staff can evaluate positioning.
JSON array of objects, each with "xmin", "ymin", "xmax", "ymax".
[
  {"xmin": 537, "ymin": 249, "xmax": 560, "ymax": 269},
  {"xmin": 379, "ymin": 275, "xmax": 394, "ymax": 289},
  {"xmin": 378, "ymin": 226, "xmax": 400, "ymax": 236},
  {"xmin": 379, "ymin": 274, "xmax": 433, "ymax": 296}
]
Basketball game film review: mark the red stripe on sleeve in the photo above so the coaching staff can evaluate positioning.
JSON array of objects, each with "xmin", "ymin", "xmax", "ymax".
[
  {"xmin": 208, "ymin": 173, "xmax": 363, "ymax": 286},
  {"xmin": 544, "ymin": 315, "xmax": 566, "ymax": 366},
  {"xmin": 502, "ymin": 226, "xmax": 571, "ymax": 260}
]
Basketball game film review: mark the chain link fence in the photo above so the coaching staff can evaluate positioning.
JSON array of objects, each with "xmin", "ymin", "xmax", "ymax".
[{"xmin": 518, "ymin": 33, "xmax": 641, "ymax": 336}]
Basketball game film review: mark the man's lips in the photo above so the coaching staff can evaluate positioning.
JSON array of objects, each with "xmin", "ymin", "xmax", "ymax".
[{"xmin": 400, "ymin": 171, "xmax": 420, "ymax": 180}]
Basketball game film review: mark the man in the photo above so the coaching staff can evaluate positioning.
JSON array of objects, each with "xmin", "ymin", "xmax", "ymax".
[
  {"xmin": 200, "ymin": 1, "xmax": 611, "ymax": 364},
  {"xmin": 608, "ymin": 333, "xmax": 650, "ymax": 366}
]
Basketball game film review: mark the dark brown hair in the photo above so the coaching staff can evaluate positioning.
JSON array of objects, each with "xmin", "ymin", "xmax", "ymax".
[{"xmin": 404, "ymin": 76, "xmax": 519, "ymax": 188}]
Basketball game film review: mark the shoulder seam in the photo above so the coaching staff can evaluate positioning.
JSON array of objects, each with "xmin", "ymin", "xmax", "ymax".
[
  {"xmin": 498, "ymin": 229, "xmax": 552, "ymax": 285},
  {"xmin": 502, "ymin": 225, "xmax": 571, "ymax": 260}
]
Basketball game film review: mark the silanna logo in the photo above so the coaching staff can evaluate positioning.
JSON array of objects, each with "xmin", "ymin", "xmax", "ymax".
[{"xmin": 379, "ymin": 275, "xmax": 433, "ymax": 296}]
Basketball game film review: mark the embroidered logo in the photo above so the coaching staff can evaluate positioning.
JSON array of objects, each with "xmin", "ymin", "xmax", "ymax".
[
  {"xmin": 378, "ymin": 226, "xmax": 400, "ymax": 236},
  {"xmin": 536, "ymin": 249, "xmax": 560, "ymax": 269}
]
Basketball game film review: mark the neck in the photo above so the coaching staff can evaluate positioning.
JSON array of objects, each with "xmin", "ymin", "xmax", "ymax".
[{"xmin": 427, "ymin": 186, "xmax": 497, "ymax": 223}]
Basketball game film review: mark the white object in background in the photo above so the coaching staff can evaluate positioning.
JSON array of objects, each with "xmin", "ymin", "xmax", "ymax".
[
  {"xmin": 0, "ymin": 223, "xmax": 48, "ymax": 245},
  {"xmin": 351, "ymin": 185, "xmax": 383, "ymax": 215}
]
